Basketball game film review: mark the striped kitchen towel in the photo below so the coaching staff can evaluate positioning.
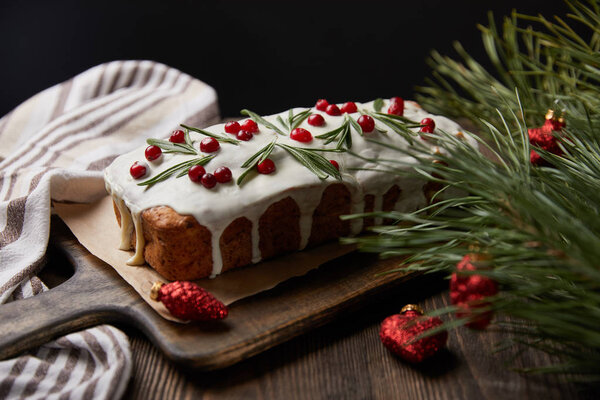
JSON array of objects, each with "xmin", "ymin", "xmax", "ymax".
[{"xmin": 0, "ymin": 60, "xmax": 220, "ymax": 399}]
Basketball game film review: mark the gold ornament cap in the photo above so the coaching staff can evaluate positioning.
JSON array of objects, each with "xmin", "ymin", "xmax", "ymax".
[
  {"xmin": 545, "ymin": 109, "xmax": 555, "ymax": 120},
  {"xmin": 150, "ymin": 281, "xmax": 164, "ymax": 301},
  {"xmin": 401, "ymin": 304, "xmax": 424, "ymax": 315}
]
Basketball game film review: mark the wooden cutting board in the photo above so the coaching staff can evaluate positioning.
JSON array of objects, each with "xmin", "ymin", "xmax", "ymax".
[{"xmin": 0, "ymin": 219, "xmax": 417, "ymax": 370}]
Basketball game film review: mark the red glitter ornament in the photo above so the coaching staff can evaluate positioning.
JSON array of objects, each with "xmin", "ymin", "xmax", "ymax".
[
  {"xmin": 450, "ymin": 254, "xmax": 499, "ymax": 330},
  {"xmin": 380, "ymin": 304, "xmax": 447, "ymax": 363},
  {"xmin": 528, "ymin": 109, "xmax": 565, "ymax": 166},
  {"xmin": 150, "ymin": 281, "xmax": 228, "ymax": 321}
]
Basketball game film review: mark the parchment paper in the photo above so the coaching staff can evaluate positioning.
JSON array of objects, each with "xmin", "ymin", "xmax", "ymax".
[{"xmin": 53, "ymin": 196, "xmax": 357, "ymax": 322}]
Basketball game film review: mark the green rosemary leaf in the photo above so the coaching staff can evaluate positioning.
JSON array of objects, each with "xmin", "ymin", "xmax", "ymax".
[
  {"xmin": 374, "ymin": 112, "xmax": 420, "ymax": 126},
  {"xmin": 183, "ymin": 128, "xmax": 193, "ymax": 146},
  {"xmin": 276, "ymin": 143, "xmax": 341, "ymax": 180},
  {"xmin": 349, "ymin": 115, "xmax": 364, "ymax": 136},
  {"xmin": 373, "ymin": 98, "xmax": 384, "ymax": 112},
  {"xmin": 180, "ymin": 124, "xmax": 240, "ymax": 145},
  {"xmin": 240, "ymin": 109, "xmax": 286, "ymax": 135},
  {"xmin": 287, "ymin": 109, "xmax": 294, "ymax": 128},
  {"xmin": 237, "ymin": 140, "xmax": 277, "ymax": 185},
  {"xmin": 277, "ymin": 115, "xmax": 289, "ymax": 131},
  {"xmin": 146, "ymin": 138, "xmax": 197, "ymax": 155},
  {"xmin": 315, "ymin": 114, "xmax": 355, "ymax": 150},
  {"xmin": 137, "ymin": 155, "xmax": 215, "ymax": 187},
  {"xmin": 290, "ymin": 109, "xmax": 312, "ymax": 130}
]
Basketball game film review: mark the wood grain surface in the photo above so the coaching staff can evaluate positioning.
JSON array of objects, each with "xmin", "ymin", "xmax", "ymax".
[{"xmin": 17, "ymin": 220, "xmax": 600, "ymax": 399}]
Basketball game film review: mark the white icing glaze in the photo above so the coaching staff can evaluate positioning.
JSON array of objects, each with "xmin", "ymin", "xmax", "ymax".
[{"xmin": 104, "ymin": 99, "xmax": 476, "ymax": 277}]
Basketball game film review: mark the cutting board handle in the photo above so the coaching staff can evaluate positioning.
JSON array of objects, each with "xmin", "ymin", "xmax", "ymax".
[{"xmin": 0, "ymin": 233, "xmax": 136, "ymax": 360}]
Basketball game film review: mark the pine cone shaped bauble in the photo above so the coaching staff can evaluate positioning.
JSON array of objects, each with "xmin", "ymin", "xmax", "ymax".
[
  {"xmin": 380, "ymin": 304, "xmax": 448, "ymax": 363},
  {"xmin": 151, "ymin": 281, "xmax": 228, "ymax": 321},
  {"xmin": 450, "ymin": 254, "xmax": 498, "ymax": 329}
]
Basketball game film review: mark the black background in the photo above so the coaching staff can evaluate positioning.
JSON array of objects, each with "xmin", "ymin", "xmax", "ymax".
[{"xmin": 1, "ymin": 0, "xmax": 569, "ymax": 118}]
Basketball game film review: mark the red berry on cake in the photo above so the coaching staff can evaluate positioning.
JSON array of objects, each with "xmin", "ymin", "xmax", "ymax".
[
  {"xmin": 169, "ymin": 129, "xmax": 185, "ymax": 143},
  {"xmin": 290, "ymin": 128, "xmax": 313, "ymax": 143},
  {"xmin": 130, "ymin": 162, "xmax": 147, "ymax": 179},
  {"xmin": 357, "ymin": 115, "xmax": 375, "ymax": 133},
  {"xmin": 224, "ymin": 121, "xmax": 241, "ymax": 134},
  {"xmin": 420, "ymin": 118, "xmax": 435, "ymax": 133},
  {"xmin": 341, "ymin": 101, "xmax": 358, "ymax": 114},
  {"xmin": 387, "ymin": 101, "xmax": 404, "ymax": 116},
  {"xmin": 214, "ymin": 166, "xmax": 232, "ymax": 183},
  {"xmin": 188, "ymin": 165, "xmax": 206, "ymax": 182},
  {"xmin": 129, "ymin": 161, "xmax": 146, "ymax": 179},
  {"xmin": 257, "ymin": 158, "xmax": 276, "ymax": 174},
  {"xmin": 201, "ymin": 173, "xmax": 217, "ymax": 188},
  {"xmin": 307, "ymin": 113, "xmax": 325, "ymax": 127},
  {"xmin": 145, "ymin": 145, "xmax": 162, "ymax": 161},
  {"xmin": 329, "ymin": 160, "xmax": 339, "ymax": 170},
  {"xmin": 200, "ymin": 137, "xmax": 220, "ymax": 153},
  {"xmin": 316, "ymin": 99, "xmax": 329, "ymax": 111},
  {"xmin": 236, "ymin": 130, "xmax": 253, "ymax": 141},
  {"xmin": 390, "ymin": 96, "xmax": 404, "ymax": 105},
  {"xmin": 326, "ymin": 104, "xmax": 341, "ymax": 116},
  {"xmin": 240, "ymin": 119, "xmax": 259, "ymax": 133}
]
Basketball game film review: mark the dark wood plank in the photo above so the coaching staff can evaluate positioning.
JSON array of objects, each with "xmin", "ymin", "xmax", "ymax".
[
  {"xmin": 123, "ymin": 281, "xmax": 598, "ymax": 400},
  {"xmin": 0, "ymin": 218, "xmax": 418, "ymax": 369}
]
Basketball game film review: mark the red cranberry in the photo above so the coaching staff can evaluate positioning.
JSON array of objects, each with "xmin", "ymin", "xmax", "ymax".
[
  {"xmin": 257, "ymin": 158, "xmax": 276, "ymax": 174},
  {"xmin": 326, "ymin": 104, "xmax": 341, "ymax": 116},
  {"xmin": 329, "ymin": 160, "xmax": 339, "ymax": 170},
  {"xmin": 388, "ymin": 101, "xmax": 404, "ymax": 116},
  {"xmin": 390, "ymin": 96, "xmax": 404, "ymax": 105},
  {"xmin": 290, "ymin": 128, "xmax": 313, "ymax": 143},
  {"xmin": 240, "ymin": 119, "xmax": 259, "ymax": 133},
  {"xmin": 130, "ymin": 162, "xmax": 147, "ymax": 179},
  {"xmin": 340, "ymin": 102, "xmax": 357, "ymax": 114},
  {"xmin": 169, "ymin": 129, "xmax": 185, "ymax": 143},
  {"xmin": 201, "ymin": 173, "xmax": 217, "ymax": 188},
  {"xmin": 316, "ymin": 99, "xmax": 329, "ymax": 111},
  {"xmin": 214, "ymin": 166, "xmax": 232, "ymax": 183},
  {"xmin": 236, "ymin": 130, "xmax": 253, "ymax": 141},
  {"xmin": 307, "ymin": 113, "xmax": 325, "ymax": 126},
  {"xmin": 200, "ymin": 137, "xmax": 220, "ymax": 153},
  {"xmin": 224, "ymin": 121, "xmax": 241, "ymax": 134},
  {"xmin": 357, "ymin": 115, "xmax": 375, "ymax": 133},
  {"xmin": 144, "ymin": 145, "xmax": 162, "ymax": 161},
  {"xmin": 420, "ymin": 118, "xmax": 435, "ymax": 133},
  {"xmin": 188, "ymin": 165, "xmax": 206, "ymax": 182}
]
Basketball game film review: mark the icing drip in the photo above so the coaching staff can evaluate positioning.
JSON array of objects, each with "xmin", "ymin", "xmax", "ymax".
[
  {"xmin": 127, "ymin": 210, "xmax": 145, "ymax": 265},
  {"xmin": 104, "ymin": 99, "xmax": 477, "ymax": 277},
  {"xmin": 114, "ymin": 196, "xmax": 134, "ymax": 250}
]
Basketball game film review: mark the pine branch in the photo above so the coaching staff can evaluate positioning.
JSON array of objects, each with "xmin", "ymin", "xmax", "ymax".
[{"xmin": 349, "ymin": 0, "xmax": 600, "ymax": 380}]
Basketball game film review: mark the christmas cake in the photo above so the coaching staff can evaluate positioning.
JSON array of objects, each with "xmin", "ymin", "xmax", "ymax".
[{"xmin": 104, "ymin": 98, "xmax": 469, "ymax": 280}]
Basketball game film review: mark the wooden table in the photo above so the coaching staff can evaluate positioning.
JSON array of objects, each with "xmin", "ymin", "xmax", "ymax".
[
  {"xmin": 111, "ymin": 275, "xmax": 595, "ymax": 399},
  {"xmin": 35, "ymin": 220, "xmax": 596, "ymax": 400}
]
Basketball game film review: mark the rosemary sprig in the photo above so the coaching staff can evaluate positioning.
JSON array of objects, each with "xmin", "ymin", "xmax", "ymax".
[
  {"xmin": 180, "ymin": 124, "xmax": 240, "ymax": 145},
  {"xmin": 146, "ymin": 138, "xmax": 197, "ymax": 155},
  {"xmin": 237, "ymin": 140, "xmax": 277, "ymax": 185},
  {"xmin": 315, "ymin": 114, "xmax": 361, "ymax": 150},
  {"xmin": 364, "ymin": 111, "xmax": 422, "ymax": 143},
  {"xmin": 241, "ymin": 109, "xmax": 286, "ymax": 136},
  {"xmin": 276, "ymin": 143, "xmax": 343, "ymax": 180},
  {"xmin": 137, "ymin": 155, "xmax": 215, "ymax": 187}
]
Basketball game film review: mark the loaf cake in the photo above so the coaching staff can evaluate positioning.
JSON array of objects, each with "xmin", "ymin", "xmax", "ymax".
[{"xmin": 104, "ymin": 98, "xmax": 469, "ymax": 280}]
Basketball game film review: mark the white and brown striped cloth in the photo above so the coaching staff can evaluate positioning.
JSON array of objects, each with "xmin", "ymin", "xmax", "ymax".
[{"xmin": 0, "ymin": 60, "xmax": 220, "ymax": 399}]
